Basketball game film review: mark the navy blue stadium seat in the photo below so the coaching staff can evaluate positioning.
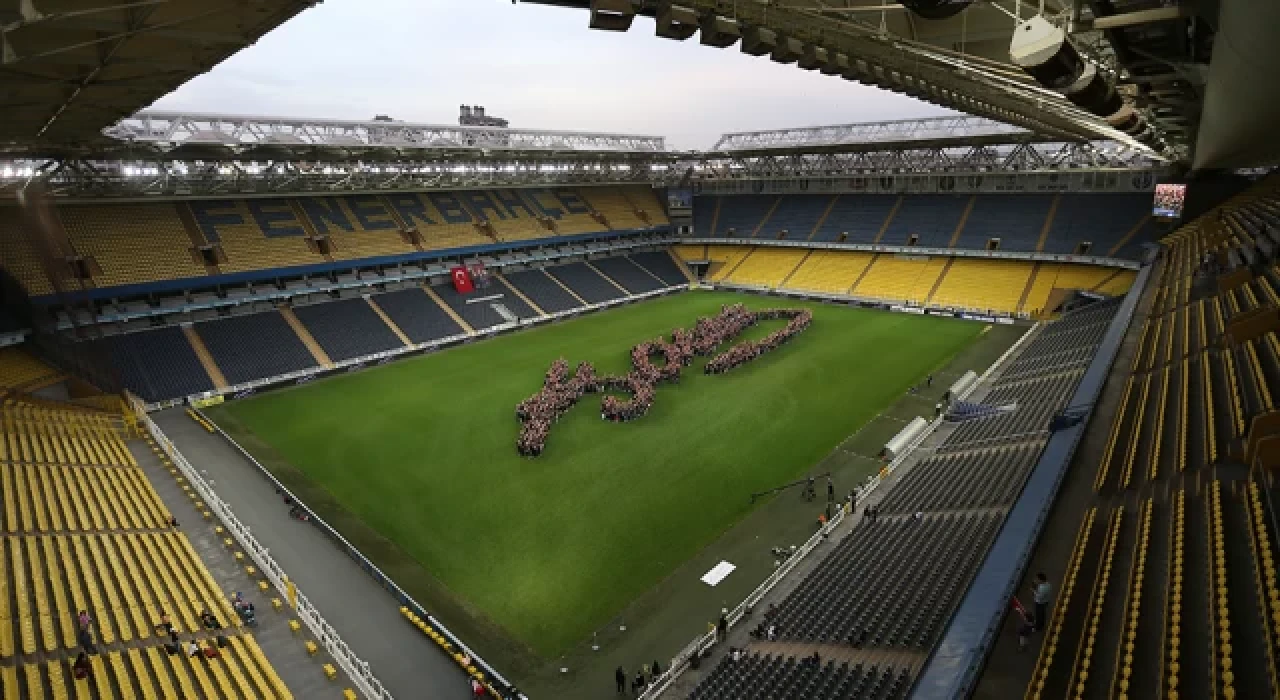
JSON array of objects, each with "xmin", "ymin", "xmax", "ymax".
[
  {"xmin": 372, "ymin": 287, "xmax": 465, "ymax": 343},
  {"xmin": 503, "ymin": 269, "xmax": 584, "ymax": 314},
  {"xmin": 590, "ymin": 256, "xmax": 664, "ymax": 294},
  {"xmin": 90, "ymin": 326, "xmax": 213, "ymax": 402},
  {"xmin": 628, "ymin": 251, "xmax": 688, "ymax": 286},
  {"xmin": 196, "ymin": 311, "xmax": 318, "ymax": 385},
  {"xmin": 292, "ymin": 298, "xmax": 403, "ymax": 361},
  {"xmin": 547, "ymin": 262, "xmax": 626, "ymax": 304}
]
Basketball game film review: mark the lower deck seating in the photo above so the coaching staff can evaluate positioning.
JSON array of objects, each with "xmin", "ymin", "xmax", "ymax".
[
  {"xmin": 590, "ymin": 256, "xmax": 665, "ymax": 294},
  {"xmin": 723, "ymin": 248, "xmax": 808, "ymax": 288},
  {"xmin": 785, "ymin": 250, "xmax": 876, "ymax": 293},
  {"xmin": 628, "ymin": 251, "xmax": 688, "ymax": 286},
  {"xmin": 431, "ymin": 284, "xmax": 513, "ymax": 330},
  {"xmin": 371, "ymin": 288, "xmax": 465, "ymax": 344},
  {"xmin": 689, "ymin": 653, "xmax": 910, "ymax": 700},
  {"xmin": 503, "ymin": 270, "xmax": 584, "ymax": 313},
  {"xmin": 89, "ymin": 327, "xmax": 214, "ymax": 403},
  {"xmin": 292, "ymin": 298, "xmax": 404, "ymax": 362},
  {"xmin": 547, "ymin": 262, "xmax": 626, "ymax": 304},
  {"xmin": 196, "ymin": 312, "xmax": 318, "ymax": 385},
  {"xmin": 928, "ymin": 259, "xmax": 1035, "ymax": 313},
  {"xmin": 853, "ymin": 255, "xmax": 949, "ymax": 303},
  {"xmin": 0, "ymin": 348, "xmax": 61, "ymax": 391}
]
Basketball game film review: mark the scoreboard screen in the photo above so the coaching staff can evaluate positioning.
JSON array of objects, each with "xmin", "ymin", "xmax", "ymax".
[{"xmin": 1153, "ymin": 183, "xmax": 1187, "ymax": 218}]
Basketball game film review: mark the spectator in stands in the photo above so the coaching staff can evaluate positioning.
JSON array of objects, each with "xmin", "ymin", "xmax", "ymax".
[
  {"xmin": 615, "ymin": 666, "xmax": 626, "ymax": 695},
  {"xmin": 154, "ymin": 612, "xmax": 174, "ymax": 636},
  {"xmin": 470, "ymin": 678, "xmax": 486, "ymax": 697},
  {"xmin": 168, "ymin": 515, "xmax": 179, "ymax": 528},
  {"xmin": 77, "ymin": 610, "xmax": 92, "ymax": 632},
  {"xmin": 185, "ymin": 640, "xmax": 201, "ymax": 658},
  {"xmin": 1017, "ymin": 608, "xmax": 1036, "ymax": 652},
  {"xmin": 73, "ymin": 651, "xmax": 92, "ymax": 679},
  {"xmin": 1032, "ymin": 573, "xmax": 1052, "ymax": 632},
  {"xmin": 200, "ymin": 609, "xmax": 220, "ymax": 630}
]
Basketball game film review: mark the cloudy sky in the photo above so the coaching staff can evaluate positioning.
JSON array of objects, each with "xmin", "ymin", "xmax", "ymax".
[{"xmin": 155, "ymin": 0, "xmax": 948, "ymax": 150}]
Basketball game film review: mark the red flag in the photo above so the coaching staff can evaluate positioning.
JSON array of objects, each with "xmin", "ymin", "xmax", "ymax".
[{"xmin": 450, "ymin": 265, "xmax": 474, "ymax": 293}]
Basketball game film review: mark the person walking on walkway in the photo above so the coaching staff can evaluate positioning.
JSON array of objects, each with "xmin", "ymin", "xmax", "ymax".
[
  {"xmin": 1032, "ymin": 572, "xmax": 1052, "ymax": 632},
  {"xmin": 717, "ymin": 610, "xmax": 729, "ymax": 642}
]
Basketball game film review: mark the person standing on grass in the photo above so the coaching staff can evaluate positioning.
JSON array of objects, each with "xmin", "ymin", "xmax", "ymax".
[
  {"xmin": 615, "ymin": 666, "xmax": 626, "ymax": 695},
  {"xmin": 1032, "ymin": 572, "xmax": 1052, "ymax": 632}
]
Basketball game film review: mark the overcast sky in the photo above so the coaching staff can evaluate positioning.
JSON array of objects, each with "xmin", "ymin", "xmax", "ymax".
[{"xmin": 154, "ymin": 0, "xmax": 948, "ymax": 150}]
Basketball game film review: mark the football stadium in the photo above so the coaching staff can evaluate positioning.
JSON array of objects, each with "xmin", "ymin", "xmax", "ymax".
[{"xmin": 1, "ymin": 0, "xmax": 1278, "ymax": 699}]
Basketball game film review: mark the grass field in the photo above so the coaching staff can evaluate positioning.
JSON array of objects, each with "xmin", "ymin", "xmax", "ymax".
[{"xmin": 206, "ymin": 291, "xmax": 985, "ymax": 665}]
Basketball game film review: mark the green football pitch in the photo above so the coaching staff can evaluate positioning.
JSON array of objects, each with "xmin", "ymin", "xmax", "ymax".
[{"xmin": 206, "ymin": 291, "xmax": 985, "ymax": 665}]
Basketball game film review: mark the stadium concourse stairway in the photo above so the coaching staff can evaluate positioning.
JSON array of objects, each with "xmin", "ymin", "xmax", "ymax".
[
  {"xmin": 680, "ymin": 244, "xmax": 1137, "ymax": 316},
  {"xmin": 65, "ymin": 252, "xmax": 688, "ymax": 404},
  {"xmin": 0, "ymin": 186, "xmax": 668, "ymax": 300},
  {"xmin": 0, "ymin": 389, "xmax": 299, "ymax": 698},
  {"xmin": 684, "ymin": 296, "xmax": 1123, "ymax": 699},
  {"xmin": 692, "ymin": 192, "xmax": 1157, "ymax": 258},
  {"xmin": 1015, "ymin": 176, "xmax": 1280, "ymax": 700}
]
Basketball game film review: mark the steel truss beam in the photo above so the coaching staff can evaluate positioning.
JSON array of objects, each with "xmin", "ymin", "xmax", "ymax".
[
  {"xmin": 712, "ymin": 116, "xmax": 1029, "ymax": 150},
  {"xmin": 0, "ymin": 142, "xmax": 1159, "ymax": 198},
  {"xmin": 105, "ymin": 110, "xmax": 668, "ymax": 154}
]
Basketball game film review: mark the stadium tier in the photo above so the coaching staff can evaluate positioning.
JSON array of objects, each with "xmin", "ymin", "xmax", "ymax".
[
  {"xmin": 0, "ymin": 396, "xmax": 294, "ymax": 697},
  {"xmin": 0, "ymin": 186, "xmax": 667, "ymax": 299},
  {"xmin": 693, "ymin": 192, "xmax": 1157, "ymax": 258},
  {"xmin": 689, "ymin": 653, "xmax": 911, "ymax": 700},
  {"xmin": 686, "ymin": 296, "xmax": 1123, "ymax": 698},
  {"xmin": 687, "ymin": 244, "xmax": 1136, "ymax": 314},
  {"xmin": 55, "ymin": 252, "xmax": 686, "ymax": 403},
  {"xmin": 1000, "ymin": 177, "xmax": 1280, "ymax": 700}
]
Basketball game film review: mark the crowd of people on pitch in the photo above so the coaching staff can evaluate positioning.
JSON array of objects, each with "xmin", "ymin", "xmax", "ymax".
[
  {"xmin": 515, "ymin": 304, "xmax": 813, "ymax": 456},
  {"xmin": 704, "ymin": 308, "xmax": 812, "ymax": 375}
]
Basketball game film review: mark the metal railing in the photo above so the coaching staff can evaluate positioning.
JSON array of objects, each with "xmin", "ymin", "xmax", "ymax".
[{"xmin": 132, "ymin": 396, "xmax": 403, "ymax": 699}]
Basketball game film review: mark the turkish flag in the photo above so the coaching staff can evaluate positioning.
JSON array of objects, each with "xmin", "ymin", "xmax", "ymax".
[{"xmin": 450, "ymin": 266, "xmax": 474, "ymax": 294}]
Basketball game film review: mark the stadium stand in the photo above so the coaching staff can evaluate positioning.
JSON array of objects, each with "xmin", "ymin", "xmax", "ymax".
[
  {"xmin": 292, "ymin": 298, "xmax": 406, "ymax": 361},
  {"xmin": 694, "ymin": 193, "xmax": 1156, "ymax": 256},
  {"xmin": 547, "ymin": 262, "xmax": 627, "ymax": 304},
  {"xmin": 370, "ymin": 288, "xmax": 466, "ymax": 344},
  {"xmin": 431, "ymin": 283, "xmax": 513, "ymax": 331},
  {"xmin": 687, "ymin": 296, "xmax": 1123, "ymax": 697},
  {"xmin": 688, "ymin": 652, "xmax": 911, "ymax": 700},
  {"xmin": 0, "ymin": 346, "xmax": 62, "ymax": 391},
  {"xmin": 503, "ymin": 269, "xmax": 586, "ymax": 314},
  {"xmin": 0, "ymin": 188, "xmax": 669, "ymax": 301},
  {"xmin": 811, "ymin": 195, "xmax": 900, "ymax": 244},
  {"xmin": 590, "ymin": 256, "xmax": 666, "ymax": 294},
  {"xmin": 724, "ymin": 248, "xmax": 808, "ymax": 288},
  {"xmin": 879, "ymin": 194, "xmax": 972, "ymax": 248},
  {"xmin": 0, "ymin": 394, "xmax": 293, "ymax": 698},
  {"xmin": 712, "ymin": 195, "xmax": 779, "ymax": 239},
  {"xmin": 1007, "ymin": 177, "xmax": 1280, "ymax": 700},
  {"xmin": 90, "ymin": 327, "xmax": 215, "ymax": 403},
  {"xmin": 784, "ymin": 250, "xmax": 877, "ymax": 294},
  {"xmin": 926, "ymin": 258, "xmax": 1034, "ymax": 313},
  {"xmin": 852, "ymin": 255, "xmax": 950, "ymax": 304},
  {"xmin": 627, "ymin": 251, "xmax": 689, "ymax": 287},
  {"xmin": 195, "ymin": 312, "xmax": 319, "ymax": 386}
]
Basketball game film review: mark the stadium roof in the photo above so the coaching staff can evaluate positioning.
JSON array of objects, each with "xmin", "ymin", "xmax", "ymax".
[
  {"xmin": 523, "ymin": 1, "xmax": 1280, "ymax": 170},
  {"xmin": 0, "ymin": 0, "xmax": 316, "ymax": 147}
]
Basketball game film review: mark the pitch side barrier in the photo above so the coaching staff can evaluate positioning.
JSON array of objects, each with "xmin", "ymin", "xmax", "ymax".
[
  {"xmin": 643, "ymin": 322, "xmax": 1041, "ymax": 700},
  {"xmin": 698, "ymin": 238, "xmax": 1142, "ymax": 270},
  {"xmin": 130, "ymin": 397, "xmax": 407, "ymax": 699},
  {"xmin": 142, "ymin": 285, "xmax": 688, "ymax": 411},
  {"xmin": 710, "ymin": 283, "xmax": 1020, "ymax": 324},
  {"xmin": 908, "ymin": 262, "xmax": 1152, "ymax": 700}
]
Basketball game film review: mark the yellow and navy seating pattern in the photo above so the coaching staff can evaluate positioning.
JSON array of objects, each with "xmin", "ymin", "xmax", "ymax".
[
  {"xmin": 695, "ymin": 244, "xmax": 1133, "ymax": 313},
  {"xmin": 0, "ymin": 396, "xmax": 295, "ymax": 699},
  {"xmin": 1020, "ymin": 175, "xmax": 1280, "ymax": 699},
  {"xmin": 0, "ymin": 186, "xmax": 667, "ymax": 297}
]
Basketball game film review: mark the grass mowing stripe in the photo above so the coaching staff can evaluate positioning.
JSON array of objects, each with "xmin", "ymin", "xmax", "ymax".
[{"xmin": 209, "ymin": 291, "xmax": 982, "ymax": 659}]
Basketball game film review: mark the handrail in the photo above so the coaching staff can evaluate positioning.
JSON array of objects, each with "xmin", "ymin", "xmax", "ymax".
[
  {"xmin": 191, "ymin": 404, "xmax": 520, "ymax": 698},
  {"xmin": 130, "ymin": 396, "xmax": 402, "ymax": 699}
]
